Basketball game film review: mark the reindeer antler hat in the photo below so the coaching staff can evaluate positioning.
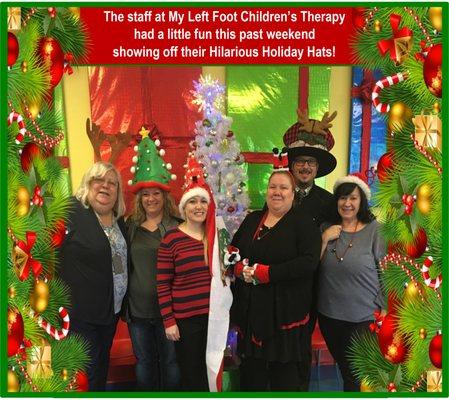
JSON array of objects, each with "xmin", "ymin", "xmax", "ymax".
[{"xmin": 283, "ymin": 109, "xmax": 338, "ymax": 178}]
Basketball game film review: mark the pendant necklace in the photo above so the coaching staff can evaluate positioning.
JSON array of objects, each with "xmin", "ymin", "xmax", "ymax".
[{"xmin": 332, "ymin": 221, "xmax": 358, "ymax": 262}]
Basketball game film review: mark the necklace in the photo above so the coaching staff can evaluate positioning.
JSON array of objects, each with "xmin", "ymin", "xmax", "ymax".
[
  {"xmin": 255, "ymin": 224, "xmax": 272, "ymax": 241},
  {"xmin": 332, "ymin": 221, "xmax": 359, "ymax": 262}
]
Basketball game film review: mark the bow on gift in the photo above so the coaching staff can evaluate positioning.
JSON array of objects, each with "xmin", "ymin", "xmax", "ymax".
[
  {"xmin": 369, "ymin": 310, "xmax": 384, "ymax": 333},
  {"xmin": 63, "ymin": 53, "xmax": 74, "ymax": 75},
  {"xmin": 13, "ymin": 231, "xmax": 42, "ymax": 281},
  {"xmin": 378, "ymin": 14, "xmax": 413, "ymax": 65}
]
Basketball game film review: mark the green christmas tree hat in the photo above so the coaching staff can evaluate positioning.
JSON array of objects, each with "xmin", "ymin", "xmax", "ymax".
[{"xmin": 128, "ymin": 127, "xmax": 176, "ymax": 193}]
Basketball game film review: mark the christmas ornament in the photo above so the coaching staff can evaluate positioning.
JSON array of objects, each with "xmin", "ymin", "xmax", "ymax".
[
  {"xmin": 374, "ymin": 20, "xmax": 382, "ymax": 33},
  {"xmin": 27, "ymin": 339, "xmax": 53, "ymax": 379},
  {"xmin": 224, "ymin": 172, "xmax": 236, "ymax": 185},
  {"xmin": 74, "ymin": 370, "xmax": 89, "ymax": 391},
  {"xmin": 8, "ymin": 32, "xmax": 19, "ymax": 67},
  {"xmin": 377, "ymin": 313, "xmax": 409, "ymax": 364},
  {"xmin": 37, "ymin": 37, "xmax": 64, "ymax": 88},
  {"xmin": 7, "ymin": 111, "xmax": 27, "ymax": 145},
  {"xmin": 12, "ymin": 231, "xmax": 43, "ymax": 281},
  {"xmin": 51, "ymin": 219, "xmax": 67, "ymax": 247},
  {"xmin": 26, "ymin": 98, "xmax": 43, "ymax": 119},
  {"xmin": 377, "ymin": 14, "xmax": 413, "ymax": 65},
  {"xmin": 416, "ymin": 183, "xmax": 432, "ymax": 215},
  {"xmin": 68, "ymin": 7, "xmax": 80, "ymax": 19},
  {"xmin": 360, "ymin": 378, "xmax": 374, "ymax": 392},
  {"xmin": 30, "ymin": 279, "xmax": 50, "ymax": 313},
  {"xmin": 20, "ymin": 143, "xmax": 41, "ymax": 172},
  {"xmin": 8, "ymin": 369, "xmax": 20, "ymax": 392},
  {"xmin": 402, "ymin": 193, "xmax": 415, "ymax": 215},
  {"xmin": 387, "ymin": 382, "xmax": 397, "ymax": 392},
  {"xmin": 226, "ymin": 130, "xmax": 234, "ymax": 138},
  {"xmin": 33, "ymin": 306, "xmax": 70, "ymax": 340},
  {"xmin": 405, "ymin": 227, "xmax": 427, "ymax": 259},
  {"xmin": 61, "ymin": 368, "xmax": 69, "ymax": 381},
  {"xmin": 21, "ymin": 61, "xmax": 28, "ymax": 73},
  {"xmin": 427, "ymin": 369, "xmax": 442, "ymax": 392},
  {"xmin": 211, "ymin": 159, "xmax": 219, "ymax": 168},
  {"xmin": 433, "ymin": 102, "xmax": 441, "ymax": 113},
  {"xmin": 428, "ymin": 7, "xmax": 442, "ymax": 32},
  {"xmin": 8, "ymin": 7, "xmax": 21, "ymax": 31},
  {"xmin": 352, "ymin": 7, "xmax": 367, "ymax": 30},
  {"xmin": 7, "ymin": 308, "xmax": 24, "ymax": 357},
  {"xmin": 387, "ymin": 102, "xmax": 413, "ymax": 134},
  {"xmin": 16, "ymin": 186, "xmax": 30, "ymax": 216},
  {"xmin": 404, "ymin": 282, "xmax": 421, "ymax": 303},
  {"xmin": 372, "ymin": 72, "xmax": 408, "ymax": 113},
  {"xmin": 421, "ymin": 256, "xmax": 442, "ymax": 289},
  {"xmin": 227, "ymin": 206, "xmax": 235, "ymax": 213},
  {"xmin": 202, "ymin": 119, "xmax": 212, "ymax": 127},
  {"xmin": 423, "ymin": 44, "xmax": 442, "ymax": 98},
  {"xmin": 47, "ymin": 7, "xmax": 56, "ymax": 18},
  {"xmin": 8, "ymin": 286, "xmax": 17, "ymax": 299},
  {"xmin": 32, "ymin": 186, "xmax": 44, "ymax": 207},
  {"xmin": 419, "ymin": 328, "xmax": 427, "ymax": 340},
  {"xmin": 412, "ymin": 113, "xmax": 442, "ymax": 150},
  {"xmin": 376, "ymin": 152, "xmax": 394, "ymax": 183},
  {"xmin": 429, "ymin": 331, "xmax": 442, "ymax": 369}
]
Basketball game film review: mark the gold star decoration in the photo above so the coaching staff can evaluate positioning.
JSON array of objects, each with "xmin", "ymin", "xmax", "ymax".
[{"xmin": 139, "ymin": 126, "xmax": 150, "ymax": 139}]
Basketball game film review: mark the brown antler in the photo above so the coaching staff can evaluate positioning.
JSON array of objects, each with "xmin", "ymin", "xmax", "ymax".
[
  {"xmin": 109, "ymin": 132, "xmax": 132, "ymax": 163},
  {"xmin": 296, "ymin": 109, "xmax": 337, "ymax": 136},
  {"xmin": 86, "ymin": 118, "xmax": 107, "ymax": 160}
]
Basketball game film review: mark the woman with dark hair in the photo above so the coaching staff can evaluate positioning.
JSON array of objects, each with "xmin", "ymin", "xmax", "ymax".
[{"xmin": 318, "ymin": 175, "xmax": 385, "ymax": 392}]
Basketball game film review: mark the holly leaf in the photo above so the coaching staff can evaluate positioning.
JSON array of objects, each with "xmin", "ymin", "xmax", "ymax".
[
  {"xmin": 392, "ymin": 365, "xmax": 403, "ymax": 388},
  {"xmin": 54, "ymin": 15, "xmax": 64, "ymax": 32},
  {"xmin": 378, "ymin": 368, "xmax": 390, "ymax": 388},
  {"xmin": 43, "ymin": 15, "xmax": 51, "ymax": 36}
]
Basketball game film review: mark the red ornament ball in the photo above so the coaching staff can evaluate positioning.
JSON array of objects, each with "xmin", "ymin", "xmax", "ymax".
[
  {"xmin": 7, "ymin": 308, "xmax": 24, "ymax": 357},
  {"xmin": 37, "ymin": 37, "xmax": 64, "ymax": 88},
  {"xmin": 8, "ymin": 32, "xmax": 19, "ymax": 67},
  {"xmin": 227, "ymin": 206, "xmax": 236, "ymax": 213},
  {"xmin": 352, "ymin": 8, "xmax": 367, "ymax": 30},
  {"xmin": 75, "ymin": 370, "xmax": 89, "ymax": 392},
  {"xmin": 423, "ymin": 44, "xmax": 442, "ymax": 98},
  {"xmin": 377, "ymin": 313, "xmax": 409, "ymax": 364},
  {"xmin": 52, "ymin": 219, "xmax": 67, "ymax": 247},
  {"xmin": 405, "ymin": 228, "xmax": 428, "ymax": 259},
  {"xmin": 429, "ymin": 332, "xmax": 442, "ymax": 369},
  {"xmin": 227, "ymin": 130, "xmax": 234, "ymax": 138},
  {"xmin": 20, "ymin": 143, "xmax": 41, "ymax": 172},
  {"xmin": 377, "ymin": 152, "xmax": 394, "ymax": 183},
  {"xmin": 387, "ymin": 383, "xmax": 397, "ymax": 392}
]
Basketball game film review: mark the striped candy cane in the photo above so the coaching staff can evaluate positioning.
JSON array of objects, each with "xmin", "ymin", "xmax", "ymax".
[
  {"xmin": 36, "ymin": 307, "xmax": 70, "ymax": 340},
  {"xmin": 7, "ymin": 112, "xmax": 27, "ymax": 144},
  {"xmin": 372, "ymin": 72, "xmax": 409, "ymax": 113},
  {"xmin": 421, "ymin": 256, "xmax": 442, "ymax": 289}
]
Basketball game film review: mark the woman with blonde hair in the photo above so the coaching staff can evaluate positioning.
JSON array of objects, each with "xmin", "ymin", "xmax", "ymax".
[{"xmin": 59, "ymin": 161, "xmax": 128, "ymax": 391}]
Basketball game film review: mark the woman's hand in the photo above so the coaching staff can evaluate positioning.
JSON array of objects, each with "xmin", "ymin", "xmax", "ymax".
[
  {"xmin": 242, "ymin": 265, "xmax": 255, "ymax": 283},
  {"xmin": 322, "ymin": 225, "xmax": 342, "ymax": 243},
  {"xmin": 165, "ymin": 325, "xmax": 180, "ymax": 341}
]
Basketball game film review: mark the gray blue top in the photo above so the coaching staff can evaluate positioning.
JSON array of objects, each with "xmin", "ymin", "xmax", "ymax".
[{"xmin": 318, "ymin": 219, "xmax": 385, "ymax": 323}]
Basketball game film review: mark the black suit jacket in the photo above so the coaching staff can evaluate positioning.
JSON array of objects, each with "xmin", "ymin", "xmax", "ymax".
[
  {"xmin": 295, "ymin": 183, "xmax": 335, "ymax": 227},
  {"xmin": 58, "ymin": 197, "xmax": 128, "ymax": 325}
]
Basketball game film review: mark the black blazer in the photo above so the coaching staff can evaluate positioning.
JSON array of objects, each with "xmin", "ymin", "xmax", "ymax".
[
  {"xmin": 58, "ymin": 197, "xmax": 128, "ymax": 325},
  {"xmin": 295, "ymin": 184, "xmax": 335, "ymax": 227},
  {"xmin": 230, "ymin": 208, "xmax": 321, "ymax": 341}
]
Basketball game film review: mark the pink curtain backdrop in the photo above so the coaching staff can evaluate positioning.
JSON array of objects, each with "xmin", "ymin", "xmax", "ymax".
[{"xmin": 88, "ymin": 66, "xmax": 202, "ymax": 212}]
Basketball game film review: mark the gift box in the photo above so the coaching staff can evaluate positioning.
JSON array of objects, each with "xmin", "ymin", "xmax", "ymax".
[
  {"xmin": 413, "ymin": 114, "xmax": 442, "ymax": 151},
  {"xmin": 427, "ymin": 368, "xmax": 442, "ymax": 392},
  {"xmin": 8, "ymin": 8, "xmax": 21, "ymax": 32},
  {"xmin": 27, "ymin": 339, "xmax": 53, "ymax": 379}
]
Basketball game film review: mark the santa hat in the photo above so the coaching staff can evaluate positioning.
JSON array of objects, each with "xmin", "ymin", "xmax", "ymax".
[
  {"xmin": 178, "ymin": 153, "xmax": 211, "ymax": 217},
  {"xmin": 128, "ymin": 126, "xmax": 176, "ymax": 193},
  {"xmin": 333, "ymin": 173, "xmax": 371, "ymax": 201},
  {"xmin": 272, "ymin": 147, "xmax": 289, "ymax": 171}
]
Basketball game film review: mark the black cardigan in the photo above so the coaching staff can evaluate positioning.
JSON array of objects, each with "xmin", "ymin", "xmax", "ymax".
[
  {"xmin": 58, "ymin": 197, "xmax": 128, "ymax": 325},
  {"xmin": 230, "ymin": 208, "xmax": 321, "ymax": 341}
]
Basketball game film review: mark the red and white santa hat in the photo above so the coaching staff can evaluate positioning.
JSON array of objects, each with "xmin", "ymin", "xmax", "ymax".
[
  {"xmin": 178, "ymin": 153, "xmax": 211, "ymax": 217},
  {"xmin": 333, "ymin": 172, "xmax": 371, "ymax": 201}
]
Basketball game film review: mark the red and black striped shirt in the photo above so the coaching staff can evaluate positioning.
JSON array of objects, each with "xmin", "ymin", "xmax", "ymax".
[{"xmin": 157, "ymin": 228, "xmax": 211, "ymax": 328}]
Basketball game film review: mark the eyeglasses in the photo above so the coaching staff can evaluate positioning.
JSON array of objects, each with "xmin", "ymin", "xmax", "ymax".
[
  {"xmin": 91, "ymin": 177, "xmax": 118, "ymax": 187},
  {"xmin": 294, "ymin": 158, "xmax": 318, "ymax": 167}
]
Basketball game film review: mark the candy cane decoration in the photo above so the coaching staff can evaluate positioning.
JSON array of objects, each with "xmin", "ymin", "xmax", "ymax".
[
  {"xmin": 7, "ymin": 111, "xmax": 27, "ymax": 144},
  {"xmin": 31, "ymin": 307, "xmax": 70, "ymax": 340},
  {"xmin": 421, "ymin": 256, "xmax": 442, "ymax": 289},
  {"xmin": 372, "ymin": 72, "xmax": 409, "ymax": 113}
]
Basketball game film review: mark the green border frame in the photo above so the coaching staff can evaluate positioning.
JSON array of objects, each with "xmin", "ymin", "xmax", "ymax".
[{"xmin": 1, "ymin": 1, "xmax": 448, "ymax": 398}]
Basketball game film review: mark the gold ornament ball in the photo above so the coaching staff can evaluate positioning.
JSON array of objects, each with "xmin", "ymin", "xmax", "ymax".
[
  {"xmin": 419, "ymin": 328, "xmax": 427, "ymax": 340},
  {"xmin": 8, "ymin": 286, "xmax": 16, "ymax": 299},
  {"xmin": 21, "ymin": 61, "xmax": 28, "ymax": 73},
  {"xmin": 360, "ymin": 379, "xmax": 374, "ymax": 392},
  {"xmin": 8, "ymin": 370, "xmax": 20, "ymax": 392},
  {"xmin": 433, "ymin": 102, "xmax": 441, "ymax": 113},
  {"xmin": 387, "ymin": 102, "xmax": 413, "ymax": 134},
  {"xmin": 17, "ymin": 203, "xmax": 30, "ymax": 217},
  {"xmin": 17, "ymin": 186, "xmax": 30, "ymax": 204},
  {"xmin": 61, "ymin": 368, "xmax": 69, "ymax": 381},
  {"xmin": 404, "ymin": 282, "xmax": 421, "ymax": 303},
  {"xmin": 374, "ymin": 20, "xmax": 382, "ymax": 33},
  {"xmin": 27, "ymin": 98, "xmax": 43, "ymax": 119},
  {"xmin": 68, "ymin": 7, "xmax": 80, "ymax": 19},
  {"xmin": 30, "ymin": 280, "xmax": 50, "ymax": 313},
  {"xmin": 428, "ymin": 7, "xmax": 442, "ymax": 32},
  {"xmin": 416, "ymin": 183, "xmax": 432, "ymax": 215}
]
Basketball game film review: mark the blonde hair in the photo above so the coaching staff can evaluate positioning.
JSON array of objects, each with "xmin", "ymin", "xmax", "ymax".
[
  {"xmin": 75, "ymin": 162, "xmax": 126, "ymax": 218},
  {"xmin": 131, "ymin": 189, "xmax": 179, "ymax": 225},
  {"xmin": 268, "ymin": 170, "xmax": 296, "ymax": 191}
]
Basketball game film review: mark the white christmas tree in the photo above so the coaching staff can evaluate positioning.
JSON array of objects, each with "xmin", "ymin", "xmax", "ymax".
[{"xmin": 191, "ymin": 75, "xmax": 249, "ymax": 234}]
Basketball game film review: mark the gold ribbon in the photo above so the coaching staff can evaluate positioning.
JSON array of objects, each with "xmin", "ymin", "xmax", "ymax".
[
  {"xmin": 413, "ymin": 113, "xmax": 441, "ymax": 149},
  {"xmin": 8, "ymin": 8, "xmax": 21, "ymax": 31}
]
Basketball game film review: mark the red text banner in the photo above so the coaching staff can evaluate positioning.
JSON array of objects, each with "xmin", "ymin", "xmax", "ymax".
[{"xmin": 80, "ymin": 7, "xmax": 357, "ymax": 65}]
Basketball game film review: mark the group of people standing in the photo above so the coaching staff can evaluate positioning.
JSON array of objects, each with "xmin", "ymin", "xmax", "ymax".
[{"xmin": 57, "ymin": 110, "xmax": 385, "ymax": 392}]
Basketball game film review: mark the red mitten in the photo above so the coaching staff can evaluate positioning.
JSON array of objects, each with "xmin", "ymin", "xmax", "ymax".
[
  {"xmin": 252, "ymin": 263, "xmax": 270, "ymax": 284},
  {"xmin": 234, "ymin": 258, "xmax": 249, "ymax": 279}
]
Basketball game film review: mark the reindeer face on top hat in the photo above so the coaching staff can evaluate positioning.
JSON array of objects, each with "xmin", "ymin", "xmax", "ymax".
[
  {"xmin": 283, "ymin": 109, "xmax": 338, "ymax": 178},
  {"xmin": 128, "ymin": 126, "xmax": 176, "ymax": 193}
]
